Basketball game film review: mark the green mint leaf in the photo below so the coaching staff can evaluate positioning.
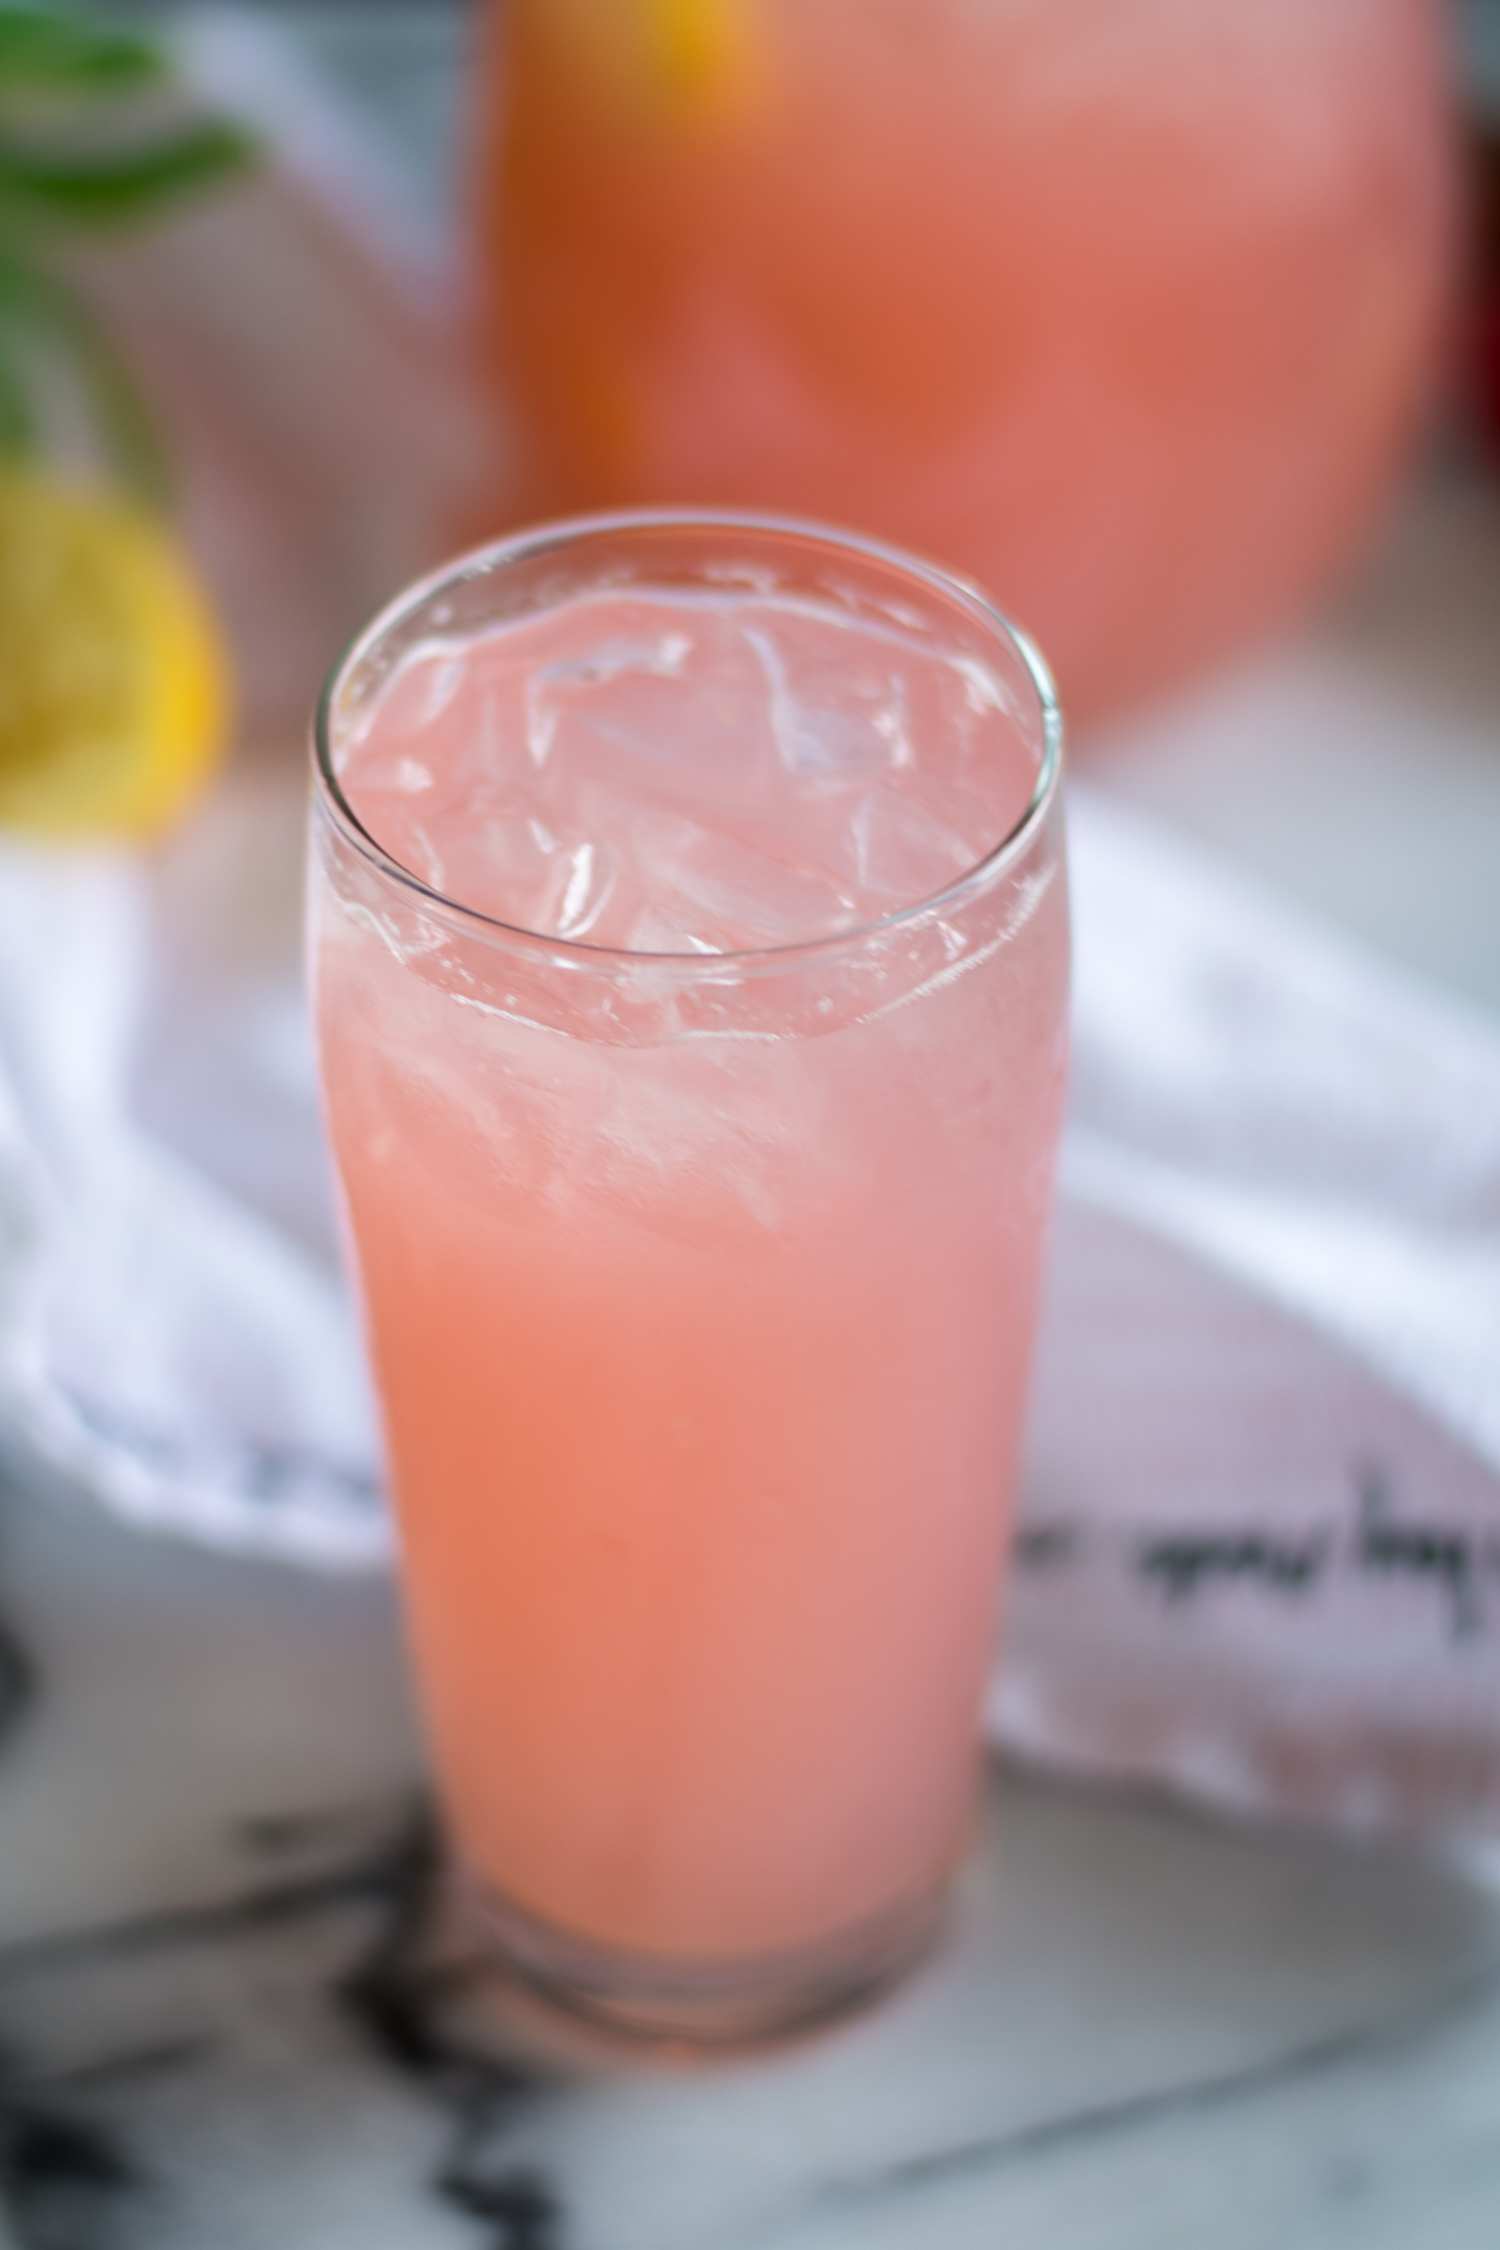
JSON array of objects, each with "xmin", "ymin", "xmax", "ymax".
[
  {"xmin": 0, "ymin": 118, "xmax": 256, "ymax": 228},
  {"xmin": 0, "ymin": 338, "xmax": 38, "ymax": 456},
  {"xmin": 0, "ymin": 7, "xmax": 165, "ymax": 96},
  {"xmin": 0, "ymin": 249, "xmax": 170, "ymax": 505}
]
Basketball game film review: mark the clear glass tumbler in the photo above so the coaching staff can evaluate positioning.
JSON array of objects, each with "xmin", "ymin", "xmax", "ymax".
[{"xmin": 309, "ymin": 512, "xmax": 1069, "ymax": 2042}]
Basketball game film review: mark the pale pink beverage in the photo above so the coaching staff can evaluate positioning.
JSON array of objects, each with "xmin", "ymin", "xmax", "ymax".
[{"xmin": 310, "ymin": 515, "xmax": 1068, "ymax": 2040}]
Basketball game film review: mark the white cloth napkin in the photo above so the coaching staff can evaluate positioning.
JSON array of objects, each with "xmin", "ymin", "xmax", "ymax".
[
  {"xmin": 0, "ymin": 780, "xmax": 385, "ymax": 1567},
  {"xmin": 2, "ymin": 769, "xmax": 1498, "ymax": 1834},
  {"xmin": 1001, "ymin": 788, "xmax": 1500, "ymax": 1835}
]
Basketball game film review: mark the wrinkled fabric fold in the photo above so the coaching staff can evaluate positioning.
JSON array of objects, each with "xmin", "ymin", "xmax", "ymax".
[{"xmin": 1, "ymin": 776, "xmax": 1497, "ymax": 1830}]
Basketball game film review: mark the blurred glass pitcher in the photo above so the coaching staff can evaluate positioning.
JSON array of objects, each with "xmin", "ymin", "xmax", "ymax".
[{"xmin": 475, "ymin": 0, "xmax": 1454, "ymax": 723}]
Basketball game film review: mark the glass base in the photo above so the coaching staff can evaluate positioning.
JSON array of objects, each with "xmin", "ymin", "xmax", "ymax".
[{"xmin": 463, "ymin": 1874, "xmax": 945, "ymax": 2048}]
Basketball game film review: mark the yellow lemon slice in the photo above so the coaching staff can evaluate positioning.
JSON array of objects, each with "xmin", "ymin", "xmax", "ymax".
[
  {"xmin": 543, "ymin": 0, "xmax": 766, "ymax": 131},
  {"xmin": 638, "ymin": 0, "xmax": 761, "ymax": 116},
  {"xmin": 0, "ymin": 466, "xmax": 230, "ymax": 841}
]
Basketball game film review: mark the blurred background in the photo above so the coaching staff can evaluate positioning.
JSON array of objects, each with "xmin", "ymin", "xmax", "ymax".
[{"xmin": 50, "ymin": 0, "xmax": 1500, "ymax": 1008}]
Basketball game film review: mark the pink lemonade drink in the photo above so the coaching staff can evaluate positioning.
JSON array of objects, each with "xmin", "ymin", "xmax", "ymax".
[
  {"xmin": 310, "ymin": 515, "xmax": 1068, "ymax": 2040},
  {"xmin": 479, "ymin": 0, "xmax": 1452, "ymax": 723}
]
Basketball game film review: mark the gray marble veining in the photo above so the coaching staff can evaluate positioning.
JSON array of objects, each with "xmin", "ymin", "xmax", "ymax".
[{"xmin": 4, "ymin": 1459, "xmax": 1500, "ymax": 2248}]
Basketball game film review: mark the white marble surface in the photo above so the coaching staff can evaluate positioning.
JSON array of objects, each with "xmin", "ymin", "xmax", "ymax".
[
  {"xmin": 5, "ymin": 1448, "xmax": 1500, "ymax": 2248},
  {"xmin": 1082, "ymin": 474, "xmax": 1500, "ymax": 1024}
]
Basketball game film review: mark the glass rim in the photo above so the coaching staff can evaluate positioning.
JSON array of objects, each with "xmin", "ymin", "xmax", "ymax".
[{"xmin": 312, "ymin": 507, "xmax": 1065, "ymax": 972}]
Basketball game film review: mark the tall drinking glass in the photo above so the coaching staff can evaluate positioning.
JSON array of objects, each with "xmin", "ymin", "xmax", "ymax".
[{"xmin": 309, "ymin": 513, "xmax": 1068, "ymax": 2042}]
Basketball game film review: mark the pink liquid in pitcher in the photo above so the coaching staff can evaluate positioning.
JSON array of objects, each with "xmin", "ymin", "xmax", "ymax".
[
  {"xmin": 481, "ymin": 0, "xmax": 1452, "ymax": 722},
  {"xmin": 312, "ymin": 565, "xmax": 1068, "ymax": 1964}
]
